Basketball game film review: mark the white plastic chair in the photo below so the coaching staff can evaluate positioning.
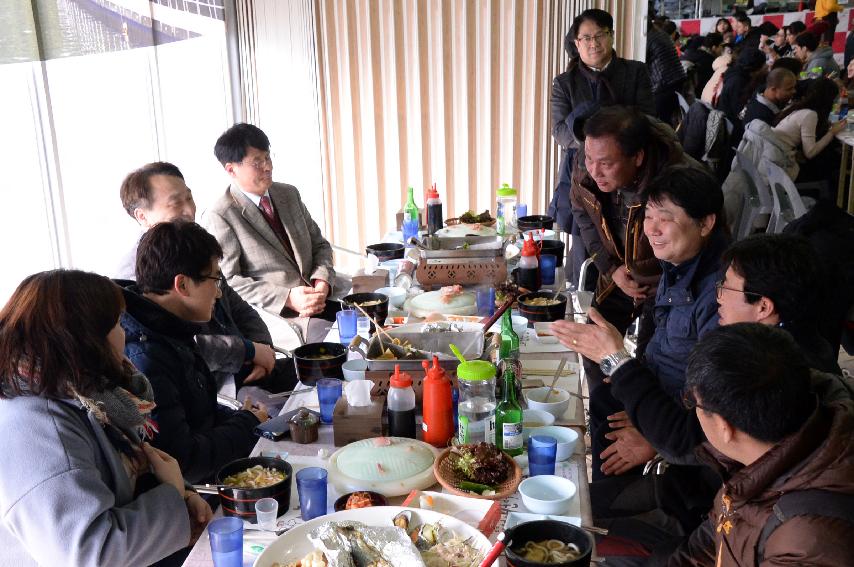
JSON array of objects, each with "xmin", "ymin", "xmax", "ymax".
[
  {"xmin": 764, "ymin": 160, "xmax": 809, "ymax": 233},
  {"xmin": 735, "ymin": 150, "xmax": 773, "ymax": 239}
]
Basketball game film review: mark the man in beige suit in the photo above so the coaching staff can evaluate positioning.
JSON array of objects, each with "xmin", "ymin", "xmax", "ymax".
[{"xmin": 204, "ymin": 123, "xmax": 338, "ymax": 344}]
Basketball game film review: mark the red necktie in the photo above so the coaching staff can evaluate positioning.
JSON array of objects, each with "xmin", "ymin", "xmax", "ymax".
[{"xmin": 259, "ymin": 195, "xmax": 294, "ymax": 258}]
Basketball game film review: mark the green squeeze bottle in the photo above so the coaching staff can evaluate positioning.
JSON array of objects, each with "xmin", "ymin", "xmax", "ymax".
[{"xmin": 495, "ymin": 367, "xmax": 523, "ymax": 456}]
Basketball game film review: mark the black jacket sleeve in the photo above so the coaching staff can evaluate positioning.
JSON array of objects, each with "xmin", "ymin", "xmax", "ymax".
[
  {"xmin": 550, "ymin": 75, "xmax": 576, "ymax": 149},
  {"xmin": 609, "ymin": 359, "xmax": 706, "ymax": 462},
  {"xmin": 129, "ymin": 347, "xmax": 261, "ymax": 483},
  {"xmin": 221, "ymin": 282, "xmax": 272, "ymax": 345}
]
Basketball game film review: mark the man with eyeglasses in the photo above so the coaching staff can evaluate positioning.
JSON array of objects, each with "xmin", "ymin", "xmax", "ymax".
[
  {"xmin": 114, "ymin": 162, "xmax": 297, "ymax": 402},
  {"xmin": 205, "ymin": 123, "xmax": 338, "ymax": 346},
  {"xmin": 666, "ymin": 324, "xmax": 854, "ymax": 567},
  {"xmin": 120, "ymin": 220, "xmax": 270, "ymax": 483},
  {"xmin": 548, "ymin": 8, "xmax": 654, "ymax": 288}
]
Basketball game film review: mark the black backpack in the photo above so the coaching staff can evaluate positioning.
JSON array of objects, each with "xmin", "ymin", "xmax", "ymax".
[{"xmin": 755, "ymin": 489, "xmax": 854, "ymax": 564}]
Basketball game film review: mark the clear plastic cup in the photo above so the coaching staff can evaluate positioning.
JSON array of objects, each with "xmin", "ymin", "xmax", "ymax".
[{"xmin": 255, "ymin": 497, "xmax": 279, "ymax": 531}]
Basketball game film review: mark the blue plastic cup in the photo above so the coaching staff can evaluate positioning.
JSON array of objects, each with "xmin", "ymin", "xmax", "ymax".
[
  {"xmin": 317, "ymin": 378, "xmax": 343, "ymax": 424},
  {"xmin": 528, "ymin": 435, "xmax": 558, "ymax": 476},
  {"xmin": 516, "ymin": 203, "xmax": 528, "ymax": 220},
  {"xmin": 296, "ymin": 467, "xmax": 328, "ymax": 521},
  {"xmin": 208, "ymin": 516, "xmax": 243, "ymax": 567},
  {"xmin": 540, "ymin": 254, "xmax": 557, "ymax": 285},
  {"xmin": 336, "ymin": 309, "xmax": 357, "ymax": 344},
  {"xmin": 476, "ymin": 287, "xmax": 496, "ymax": 317}
]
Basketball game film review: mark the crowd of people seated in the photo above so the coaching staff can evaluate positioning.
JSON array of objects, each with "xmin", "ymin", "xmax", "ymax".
[{"xmin": 0, "ymin": 6, "xmax": 852, "ymax": 567}]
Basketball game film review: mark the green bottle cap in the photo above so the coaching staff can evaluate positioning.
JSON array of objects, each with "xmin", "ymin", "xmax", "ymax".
[
  {"xmin": 497, "ymin": 183, "xmax": 517, "ymax": 197},
  {"xmin": 457, "ymin": 360, "xmax": 497, "ymax": 381}
]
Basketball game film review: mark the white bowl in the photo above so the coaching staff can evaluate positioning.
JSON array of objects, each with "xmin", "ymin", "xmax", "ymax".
[
  {"xmin": 518, "ymin": 475, "xmax": 577, "ymax": 515},
  {"xmin": 522, "ymin": 408, "xmax": 555, "ymax": 430},
  {"xmin": 525, "ymin": 387, "xmax": 571, "ymax": 419},
  {"xmin": 375, "ymin": 286, "xmax": 407, "ymax": 308},
  {"xmin": 488, "ymin": 315, "xmax": 528, "ymax": 337},
  {"xmin": 342, "ymin": 359, "xmax": 368, "ymax": 381},
  {"xmin": 524, "ymin": 425, "xmax": 579, "ymax": 461}
]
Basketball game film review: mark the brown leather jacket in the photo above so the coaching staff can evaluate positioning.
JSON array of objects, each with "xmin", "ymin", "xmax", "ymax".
[
  {"xmin": 665, "ymin": 399, "xmax": 854, "ymax": 566},
  {"xmin": 570, "ymin": 118, "xmax": 700, "ymax": 304}
]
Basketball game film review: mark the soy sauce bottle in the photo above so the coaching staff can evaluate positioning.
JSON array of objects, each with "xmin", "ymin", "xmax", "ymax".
[
  {"xmin": 387, "ymin": 365, "xmax": 416, "ymax": 439},
  {"xmin": 426, "ymin": 184, "xmax": 443, "ymax": 235},
  {"xmin": 517, "ymin": 233, "xmax": 540, "ymax": 291}
]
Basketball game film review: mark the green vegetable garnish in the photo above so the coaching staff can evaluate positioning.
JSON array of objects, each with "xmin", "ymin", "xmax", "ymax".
[{"xmin": 458, "ymin": 480, "xmax": 496, "ymax": 494}]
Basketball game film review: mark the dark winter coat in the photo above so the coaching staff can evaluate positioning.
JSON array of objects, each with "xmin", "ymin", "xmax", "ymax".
[{"xmin": 120, "ymin": 285, "xmax": 260, "ymax": 483}]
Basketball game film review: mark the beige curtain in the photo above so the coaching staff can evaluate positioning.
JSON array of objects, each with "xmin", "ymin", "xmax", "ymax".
[{"xmin": 314, "ymin": 0, "xmax": 572, "ymax": 265}]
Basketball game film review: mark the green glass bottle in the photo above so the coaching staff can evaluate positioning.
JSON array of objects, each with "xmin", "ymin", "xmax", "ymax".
[
  {"xmin": 498, "ymin": 309, "xmax": 520, "ymax": 360},
  {"xmin": 495, "ymin": 367, "xmax": 523, "ymax": 456},
  {"xmin": 402, "ymin": 186, "xmax": 420, "ymax": 246}
]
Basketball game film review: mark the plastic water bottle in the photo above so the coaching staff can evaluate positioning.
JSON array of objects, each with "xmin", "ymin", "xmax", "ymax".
[{"xmin": 457, "ymin": 361, "xmax": 497, "ymax": 444}]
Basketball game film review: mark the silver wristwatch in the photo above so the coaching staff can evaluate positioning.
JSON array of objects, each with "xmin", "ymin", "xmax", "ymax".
[{"xmin": 600, "ymin": 349, "xmax": 632, "ymax": 376}]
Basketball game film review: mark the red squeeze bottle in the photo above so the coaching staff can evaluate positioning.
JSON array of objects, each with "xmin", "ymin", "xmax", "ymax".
[{"xmin": 421, "ymin": 355, "xmax": 454, "ymax": 447}]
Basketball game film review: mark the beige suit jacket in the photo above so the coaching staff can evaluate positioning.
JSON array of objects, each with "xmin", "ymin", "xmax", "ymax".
[{"xmin": 203, "ymin": 182, "xmax": 335, "ymax": 314}]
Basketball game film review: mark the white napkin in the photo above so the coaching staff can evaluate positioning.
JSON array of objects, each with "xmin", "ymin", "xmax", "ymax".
[
  {"xmin": 364, "ymin": 254, "xmax": 380, "ymax": 275},
  {"xmin": 344, "ymin": 379, "xmax": 374, "ymax": 406}
]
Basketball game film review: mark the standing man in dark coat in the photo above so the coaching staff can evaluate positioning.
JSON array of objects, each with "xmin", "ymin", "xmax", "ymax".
[{"xmin": 548, "ymin": 8, "xmax": 655, "ymax": 286}]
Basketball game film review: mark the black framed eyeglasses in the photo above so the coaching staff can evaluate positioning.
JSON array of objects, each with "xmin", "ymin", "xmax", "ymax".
[
  {"xmin": 714, "ymin": 279, "xmax": 763, "ymax": 300},
  {"xmin": 198, "ymin": 274, "xmax": 225, "ymax": 290}
]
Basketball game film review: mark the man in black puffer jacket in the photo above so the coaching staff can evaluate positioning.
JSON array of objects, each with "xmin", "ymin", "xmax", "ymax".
[{"xmin": 121, "ymin": 220, "xmax": 269, "ymax": 483}]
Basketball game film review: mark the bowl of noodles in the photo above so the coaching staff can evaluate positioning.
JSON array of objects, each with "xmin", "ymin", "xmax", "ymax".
[
  {"xmin": 504, "ymin": 520, "xmax": 592, "ymax": 567},
  {"xmin": 293, "ymin": 342, "xmax": 347, "ymax": 386},
  {"xmin": 517, "ymin": 292, "xmax": 567, "ymax": 323},
  {"xmin": 216, "ymin": 457, "xmax": 293, "ymax": 523}
]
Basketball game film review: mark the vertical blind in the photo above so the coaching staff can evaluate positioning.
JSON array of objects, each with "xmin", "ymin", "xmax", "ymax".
[{"xmin": 312, "ymin": 0, "xmax": 571, "ymax": 260}]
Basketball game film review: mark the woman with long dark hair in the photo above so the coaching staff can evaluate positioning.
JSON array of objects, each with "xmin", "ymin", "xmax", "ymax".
[
  {"xmin": 773, "ymin": 77, "xmax": 845, "ymax": 184},
  {"xmin": 715, "ymin": 17, "xmax": 732, "ymax": 36},
  {"xmin": 0, "ymin": 270, "xmax": 211, "ymax": 566}
]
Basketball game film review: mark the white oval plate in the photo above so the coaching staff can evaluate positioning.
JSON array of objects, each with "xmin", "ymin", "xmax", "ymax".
[{"xmin": 253, "ymin": 506, "xmax": 494, "ymax": 567}]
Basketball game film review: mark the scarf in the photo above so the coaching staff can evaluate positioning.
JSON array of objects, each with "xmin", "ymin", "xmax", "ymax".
[{"xmin": 75, "ymin": 369, "xmax": 158, "ymax": 483}]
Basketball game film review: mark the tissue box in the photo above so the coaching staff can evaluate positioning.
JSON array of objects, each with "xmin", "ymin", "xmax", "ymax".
[
  {"xmin": 332, "ymin": 396, "xmax": 385, "ymax": 446},
  {"xmin": 351, "ymin": 269, "xmax": 389, "ymax": 294}
]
